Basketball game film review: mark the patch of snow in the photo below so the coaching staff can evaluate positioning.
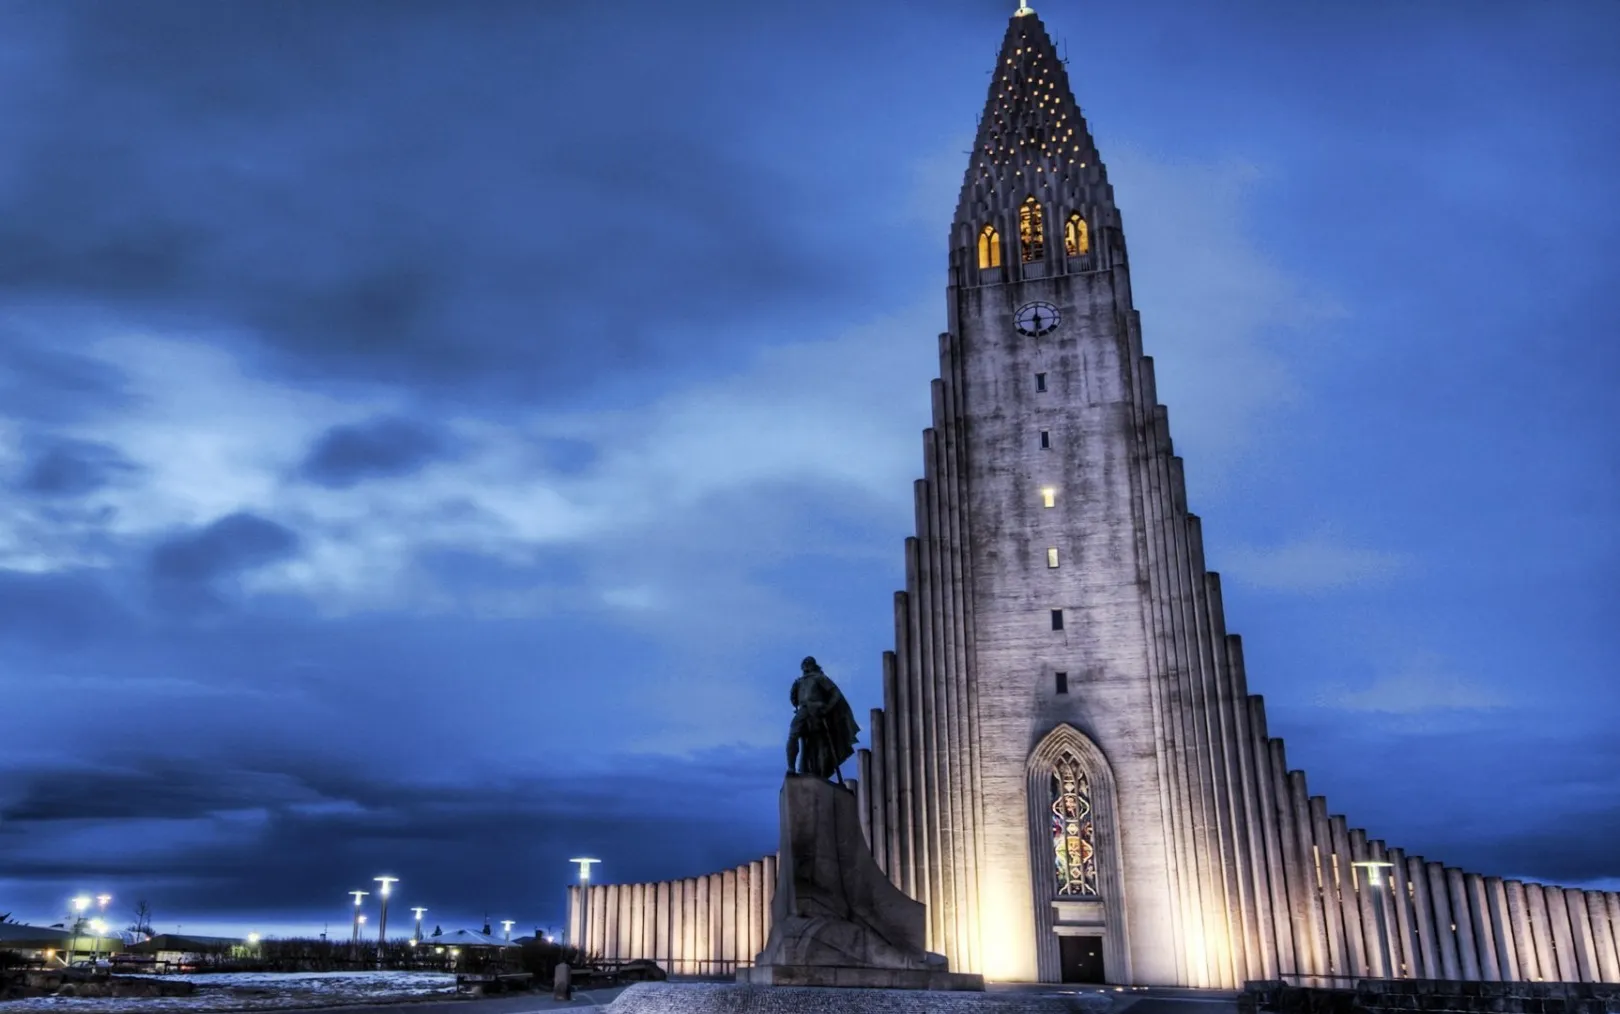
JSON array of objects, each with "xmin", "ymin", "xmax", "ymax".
[{"xmin": 0, "ymin": 970, "xmax": 457, "ymax": 1013}]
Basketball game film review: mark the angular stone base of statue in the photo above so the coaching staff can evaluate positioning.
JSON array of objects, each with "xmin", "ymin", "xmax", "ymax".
[
  {"xmin": 738, "ymin": 964, "xmax": 985, "ymax": 991},
  {"xmin": 745, "ymin": 773, "xmax": 984, "ymax": 992},
  {"xmin": 607, "ymin": 982, "xmax": 1110, "ymax": 1012}
]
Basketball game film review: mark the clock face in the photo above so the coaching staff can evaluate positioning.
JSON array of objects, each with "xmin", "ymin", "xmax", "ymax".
[{"xmin": 1014, "ymin": 301, "xmax": 1061, "ymax": 337}]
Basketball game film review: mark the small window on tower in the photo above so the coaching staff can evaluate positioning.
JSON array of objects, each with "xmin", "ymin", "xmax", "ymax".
[
  {"xmin": 1065, "ymin": 213, "xmax": 1090, "ymax": 257},
  {"xmin": 1035, "ymin": 372, "xmax": 1047, "ymax": 392},
  {"xmin": 1041, "ymin": 488, "xmax": 1056, "ymax": 508},
  {"xmin": 1055, "ymin": 671, "xmax": 1069, "ymax": 694},
  {"xmin": 1051, "ymin": 609, "xmax": 1064, "ymax": 631},
  {"xmin": 1020, "ymin": 197, "xmax": 1045, "ymax": 262},
  {"xmin": 1047, "ymin": 547, "xmax": 1059, "ymax": 568},
  {"xmin": 978, "ymin": 225, "xmax": 1002, "ymax": 270},
  {"xmin": 1040, "ymin": 430, "xmax": 1051, "ymax": 449}
]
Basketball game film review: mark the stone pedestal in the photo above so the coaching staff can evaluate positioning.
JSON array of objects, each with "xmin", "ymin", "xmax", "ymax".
[{"xmin": 736, "ymin": 774, "xmax": 984, "ymax": 992}]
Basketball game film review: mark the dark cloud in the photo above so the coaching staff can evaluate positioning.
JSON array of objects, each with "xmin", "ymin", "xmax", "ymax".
[
  {"xmin": 0, "ymin": 747, "xmax": 779, "ymax": 924},
  {"xmin": 18, "ymin": 436, "xmax": 139, "ymax": 497},
  {"xmin": 298, "ymin": 417, "xmax": 455, "ymax": 489},
  {"xmin": 0, "ymin": 568, "xmax": 131, "ymax": 647},
  {"xmin": 0, "ymin": 0, "xmax": 865, "ymax": 405},
  {"xmin": 0, "ymin": 338, "xmax": 133, "ymax": 423},
  {"xmin": 148, "ymin": 512, "xmax": 301, "ymax": 586}
]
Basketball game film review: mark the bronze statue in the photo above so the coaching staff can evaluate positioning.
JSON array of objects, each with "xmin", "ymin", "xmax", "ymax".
[{"xmin": 786, "ymin": 656, "xmax": 861, "ymax": 781}]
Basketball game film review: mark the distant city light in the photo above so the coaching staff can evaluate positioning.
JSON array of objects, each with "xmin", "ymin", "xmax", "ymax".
[{"xmin": 247, "ymin": 933, "xmax": 261, "ymax": 944}]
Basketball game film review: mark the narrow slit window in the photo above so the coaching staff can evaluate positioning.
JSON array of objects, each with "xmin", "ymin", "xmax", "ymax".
[
  {"xmin": 978, "ymin": 224, "xmax": 1002, "ymax": 269},
  {"xmin": 1055, "ymin": 671, "xmax": 1069, "ymax": 694},
  {"xmin": 1047, "ymin": 547, "xmax": 1059, "ymax": 568},
  {"xmin": 1035, "ymin": 372, "xmax": 1047, "ymax": 392},
  {"xmin": 1051, "ymin": 609, "xmax": 1064, "ymax": 631},
  {"xmin": 1041, "ymin": 487, "xmax": 1056, "ymax": 508},
  {"xmin": 1039, "ymin": 430, "xmax": 1051, "ymax": 449}
]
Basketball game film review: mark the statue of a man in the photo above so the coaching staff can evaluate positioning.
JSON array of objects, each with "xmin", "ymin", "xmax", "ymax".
[{"xmin": 787, "ymin": 656, "xmax": 861, "ymax": 781}]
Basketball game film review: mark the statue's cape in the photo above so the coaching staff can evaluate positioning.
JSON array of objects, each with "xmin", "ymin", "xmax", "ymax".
[{"xmin": 821, "ymin": 681, "xmax": 861, "ymax": 767}]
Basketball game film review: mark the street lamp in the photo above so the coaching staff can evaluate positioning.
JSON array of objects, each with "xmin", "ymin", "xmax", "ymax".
[
  {"xmin": 373, "ymin": 876, "xmax": 398, "ymax": 966},
  {"xmin": 348, "ymin": 890, "xmax": 369, "ymax": 960},
  {"xmin": 569, "ymin": 858, "xmax": 601, "ymax": 956},
  {"xmin": 69, "ymin": 896, "xmax": 90, "ymax": 967},
  {"xmin": 92, "ymin": 895, "xmax": 112, "ymax": 964},
  {"xmin": 1352, "ymin": 860, "xmax": 1397, "ymax": 978},
  {"xmin": 411, "ymin": 907, "xmax": 427, "ymax": 943},
  {"xmin": 500, "ymin": 920, "xmax": 514, "ymax": 944},
  {"xmin": 88, "ymin": 920, "xmax": 108, "ymax": 966}
]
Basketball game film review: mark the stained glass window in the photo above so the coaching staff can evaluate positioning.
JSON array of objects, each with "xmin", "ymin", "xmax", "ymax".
[
  {"xmin": 1020, "ymin": 198, "xmax": 1045, "ymax": 262},
  {"xmin": 978, "ymin": 225, "xmax": 1002, "ymax": 269},
  {"xmin": 1065, "ymin": 214, "xmax": 1089, "ymax": 257},
  {"xmin": 1052, "ymin": 753, "xmax": 1098, "ymax": 897}
]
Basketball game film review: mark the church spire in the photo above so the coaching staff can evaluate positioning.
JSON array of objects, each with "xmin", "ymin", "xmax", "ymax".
[{"xmin": 949, "ymin": 8, "xmax": 1121, "ymax": 283}]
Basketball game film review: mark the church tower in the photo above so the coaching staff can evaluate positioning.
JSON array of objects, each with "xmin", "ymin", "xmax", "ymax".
[{"xmin": 568, "ymin": 4, "xmax": 1620, "ymax": 991}]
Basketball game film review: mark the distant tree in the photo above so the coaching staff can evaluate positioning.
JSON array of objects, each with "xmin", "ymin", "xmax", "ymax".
[
  {"xmin": 128, "ymin": 900, "xmax": 154, "ymax": 939},
  {"xmin": 0, "ymin": 912, "xmax": 14, "ymax": 924},
  {"xmin": 432, "ymin": 925, "xmax": 442, "ymax": 937}
]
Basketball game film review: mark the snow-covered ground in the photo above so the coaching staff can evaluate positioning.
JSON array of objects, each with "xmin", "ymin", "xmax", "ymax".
[{"xmin": 0, "ymin": 971, "xmax": 457, "ymax": 1013}]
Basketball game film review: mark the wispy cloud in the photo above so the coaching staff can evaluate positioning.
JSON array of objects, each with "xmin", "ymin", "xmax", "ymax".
[
  {"xmin": 1220, "ymin": 526, "xmax": 1410, "ymax": 592},
  {"xmin": 1315, "ymin": 650, "xmax": 1509, "ymax": 715}
]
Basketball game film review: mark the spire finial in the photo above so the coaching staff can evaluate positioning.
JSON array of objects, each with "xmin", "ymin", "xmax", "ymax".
[{"xmin": 1015, "ymin": 1, "xmax": 1036, "ymax": 15}]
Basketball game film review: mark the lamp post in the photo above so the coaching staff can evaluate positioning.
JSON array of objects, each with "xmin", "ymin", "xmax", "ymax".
[
  {"xmin": 69, "ymin": 896, "xmax": 90, "ymax": 967},
  {"xmin": 348, "ymin": 890, "xmax": 369, "ymax": 961},
  {"xmin": 500, "ymin": 920, "xmax": 514, "ymax": 945},
  {"xmin": 411, "ymin": 907, "xmax": 427, "ymax": 943},
  {"xmin": 1352, "ymin": 860, "xmax": 1397, "ymax": 978},
  {"xmin": 569, "ymin": 858, "xmax": 600, "ymax": 956},
  {"xmin": 92, "ymin": 895, "xmax": 112, "ymax": 964},
  {"xmin": 373, "ymin": 876, "xmax": 398, "ymax": 966}
]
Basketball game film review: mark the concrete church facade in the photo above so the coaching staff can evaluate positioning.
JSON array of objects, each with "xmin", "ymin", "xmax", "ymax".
[{"xmin": 567, "ymin": 6, "xmax": 1620, "ymax": 988}]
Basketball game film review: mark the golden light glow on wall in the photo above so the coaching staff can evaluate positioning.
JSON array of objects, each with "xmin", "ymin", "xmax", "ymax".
[
  {"xmin": 1065, "ymin": 214, "xmax": 1089, "ymax": 257},
  {"xmin": 976, "ymin": 895, "xmax": 1029, "ymax": 982}
]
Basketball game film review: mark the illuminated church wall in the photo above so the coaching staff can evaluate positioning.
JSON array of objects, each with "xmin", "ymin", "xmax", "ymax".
[{"xmin": 564, "ymin": 7, "xmax": 1620, "ymax": 988}]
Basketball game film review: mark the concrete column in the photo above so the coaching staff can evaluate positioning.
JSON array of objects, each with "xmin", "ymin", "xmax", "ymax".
[
  {"xmin": 711, "ymin": 873, "xmax": 727, "ymax": 972},
  {"xmin": 1406, "ymin": 857, "xmax": 1440, "ymax": 978},
  {"xmin": 683, "ymin": 877, "xmax": 699, "ymax": 976},
  {"xmin": 901, "ymin": 539, "xmax": 931, "ymax": 910},
  {"xmin": 1464, "ymin": 873, "xmax": 1499, "ymax": 980},
  {"xmin": 1139, "ymin": 394, "xmax": 1196, "ymax": 988},
  {"xmin": 1544, "ymin": 886, "xmax": 1579, "ymax": 982},
  {"xmin": 1308, "ymin": 799, "xmax": 1347, "ymax": 978},
  {"xmin": 1443, "ymin": 868, "xmax": 1479, "ymax": 979},
  {"xmin": 916, "ymin": 453, "xmax": 955, "ymax": 957},
  {"xmin": 857, "ymin": 749, "xmax": 873, "ymax": 847},
  {"xmin": 747, "ymin": 860, "xmax": 764, "ymax": 963},
  {"xmin": 1200, "ymin": 571, "xmax": 1266, "ymax": 982},
  {"xmin": 1225, "ymin": 649, "xmax": 1277, "ymax": 980},
  {"xmin": 1343, "ymin": 828, "xmax": 1375, "ymax": 978},
  {"xmin": 891, "ymin": 590, "xmax": 918, "ymax": 898},
  {"xmin": 1357, "ymin": 838, "xmax": 1396, "ymax": 978},
  {"xmin": 1326, "ymin": 818, "xmax": 1364, "ymax": 979},
  {"xmin": 867, "ymin": 718, "xmax": 888, "ymax": 869},
  {"xmin": 1525, "ymin": 884, "xmax": 1560, "ymax": 982},
  {"xmin": 1485, "ymin": 877, "xmax": 1518, "ymax": 982},
  {"xmin": 1384, "ymin": 848, "xmax": 1420, "ymax": 978},
  {"xmin": 1166, "ymin": 465, "xmax": 1234, "ymax": 988},
  {"xmin": 719, "ymin": 869, "xmax": 736, "ymax": 970},
  {"xmin": 617, "ymin": 883, "xmax": 633, "ymax": 959},
  {"xmin": 655, "ymin": 882, "xmax": 671, "ymax": 970},
  {"xmin": 1561, "ymin": 889, "xmax": 1598, "ymax": 982},
  {"xmin": 906, "ymin": 493, "xmax": 944, "ymax": 952},
  {"xmin": 1584, "ymin": 891, "xmax": 1618, "ymax": 983},
  {"xmin": 880, "ymin": 654, "xmax": 905, "ymax": 890},
  {"xmin": 1426, "ymin": 863, "xmax": 1461, "ymax": 980},
  {"xmin": 1504, "ymin": 881, "xmax": 1537, "ymax": 981},
  {"xmin": 763, "ymin": 856, "xmax": 777, "ymax": 946},
  {"xmin": 936, "ymin": 352, "xmax": 983, "ymax": 976},
  {"xmin": 1286, "ymin": 769, "xmax": 1331, "ymax": 979},
  {"xmin": 1604, "ymin": 894, "xmax": 1620, "ymax": 982},
  {"xmin": 1247, "ymin": 699, "xmax": 1296, "ymax": 978},
  {"xmin": 567, "ymin": 885, "xmax": 581, "ymax": 951}
]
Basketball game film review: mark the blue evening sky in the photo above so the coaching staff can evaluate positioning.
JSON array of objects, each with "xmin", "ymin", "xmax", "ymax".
[{"xmin": 0, "ymin": 0, "xmax": 1614, "ymax": 939}]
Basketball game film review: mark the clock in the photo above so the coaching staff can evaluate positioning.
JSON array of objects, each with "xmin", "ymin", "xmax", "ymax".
[{"xmin": 1014, "ymin": 301, "xmax": 1061, "ymax": 337}]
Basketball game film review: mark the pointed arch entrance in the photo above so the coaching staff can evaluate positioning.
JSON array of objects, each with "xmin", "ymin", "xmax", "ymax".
[{"xmin": 1026, "ymin": 724, "xmax": 1131, "ymax": 984}]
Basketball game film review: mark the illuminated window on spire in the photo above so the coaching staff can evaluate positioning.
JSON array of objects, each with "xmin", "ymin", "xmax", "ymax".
[
  {"xmin": 1052, "ymin": 753, "xmax": 1098, "ymax": 897},
  {"xmin": 978, "ymin": 225, "xmax": 1002, "ymax": 270},
  {"xmin": 1065, "ymin": 214, "xmax": 1090, "ymax": 257},
  {"xmin": 1020, "ymin": 198, "xmax": 1045, "ymax": 262}
]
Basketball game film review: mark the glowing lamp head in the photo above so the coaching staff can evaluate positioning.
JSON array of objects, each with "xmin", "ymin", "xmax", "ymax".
[
  {"xmin": 349, "ymin": 890, "xmax": 368, "ymax": 906},
  {"xmin": 71, "ymin": 896, "xmax": 91, "ymax": 913},
  {"xmin": 373, "ymin": 875, "xmax": 398, "ymax": 897},
  {"xmin": 412, "ymin": 907, "xmax": 427, "ymax": 919},
  {"xmin": 95, "ymin": 894, "xmax": 112, "ymax": 909},
  {"xmin": 1351, "ymin": 859, "xmax": 1396, "ymax": 885},
  {"xmin": 358, "ymin": 914, "xmax": 367, "ymax": 925},
  {"xmin": 89, "ymin": 919, "xmax": 107, "ymax": 935},
  {"xmin": 569, "ymin": 857, "xmax": 601, "ymax": 882},
  {"xmin": 247, "ymin": 933, "xmax": 260, "ymax": 944}
]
